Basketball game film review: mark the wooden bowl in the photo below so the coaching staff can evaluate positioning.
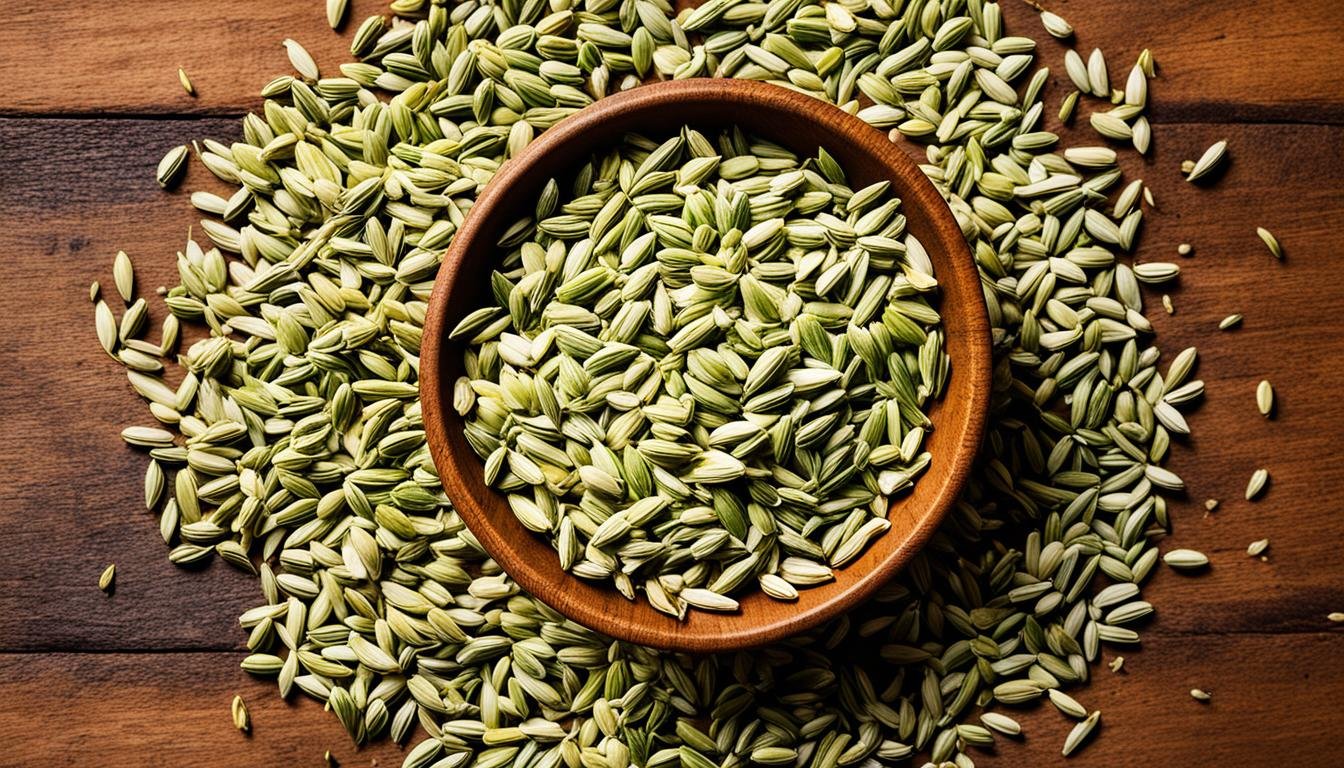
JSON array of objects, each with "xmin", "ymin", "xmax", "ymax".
[{"xmin": 421, "ymin": 80, "xmax": 991, "ymax": 652}]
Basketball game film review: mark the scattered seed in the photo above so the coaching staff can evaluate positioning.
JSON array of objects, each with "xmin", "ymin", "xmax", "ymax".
[
  {"xmin": 232, "ymin": 695, "xmax": 251, "ymax": 732},
  {"xmin": 178, "ymin": 67, "xmax": 195, "ymax": 96},
  {"xmin": 1218, "ymin": 313, "xmax": 1243, "ymax": 330},
  {"xmin": 1256, "ymin": 380, "xmax": 1274, "ymax": 416},
  {"xmin": 156, "ymin": 145, "xmax": 189, "ymax": 189},
  {"xmin": 1205, "ymin": 499, "xmax": 1219, "ymax": 512},
  {"xmin": 1040, "ymin": 11, "xmax": 1073, "ymax": 39},
  {"xmin": 1256, "ymin": 227, "xmax": 1283, "ymax": 260},
  {"xmin": 1163, "ymin": 549, "xmax": 1209, "ymax": 571},
  {"xmin": 1048, "ymin": 689, "xmax": 1088, "ymax": 719},
  {"xmin": 1190, "ymin": 688, "xmax": 1211, "ymax": 702},
  {"xmin": 326, "ymin": 0, "xmax": 349, "ymax": 30},
  {"xmin": 1328, "ymin": 613, "xmax": 1344, "ymax": 623},
  {"xmin": 1245, "ymin": 468, "xmax": 1269, "ymax": 500},
  {"xmin": 1177, "ymin": 243, "xmax": 1192, "ymax": 256},
  {"xmin": 1162, "ymin": 294, "xmax": 1173, "ymax": 314},
  {"xmin": 113, "ymin": 251, "xmax": 135, "ymax": 303},
  {"xmin": 98, "ymin": 564, "xmax": 116, "ymax": 593},
  {"xmin": 1062, "ymin": 711, "xmax": 1101, "ymax": 756},
  {"xmin": 1185, "ymin": 140, "xmax": 1228, "ymax": 183},
  {"xmin": 1246, "ymin": 539, "xmax": 1269, "ymax": 557},
  {"xmin": 1109, "ymin": 657, "xmax": 1125, "ymax": 673},
  {"xmin": 283, "ymin": 38, "xmax": 319, "ymax": 80}
]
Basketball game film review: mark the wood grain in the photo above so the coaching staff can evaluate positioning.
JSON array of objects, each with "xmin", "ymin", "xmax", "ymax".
[
  {"xmin": 0, "ymin": 0, "xmax": 1342, "ymax": 763},
  {"xmin": 0, "ymin": 633, "xmax": 1340, "ymax": 767},
  {"xmin": 1, "ymin": 0, "xmax": 1342, "ymax": 122}
]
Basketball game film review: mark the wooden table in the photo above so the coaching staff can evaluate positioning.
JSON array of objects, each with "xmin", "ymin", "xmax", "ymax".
[{"xmin": 1, "ymin": 1, "xmax": 1341, "ymax": 765}]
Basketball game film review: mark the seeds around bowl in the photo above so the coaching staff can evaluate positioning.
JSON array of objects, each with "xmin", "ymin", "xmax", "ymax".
[{"xmin": 452, "ymin": 126, "xmax": 947, "ymax": 616}]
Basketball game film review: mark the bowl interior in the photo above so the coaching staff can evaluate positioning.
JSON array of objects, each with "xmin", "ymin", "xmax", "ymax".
[{"xmin": 421, "ymin": 80, "xmax": 991, "ymax": 652}]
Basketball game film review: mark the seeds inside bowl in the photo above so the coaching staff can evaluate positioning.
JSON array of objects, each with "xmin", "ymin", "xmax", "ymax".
[{"xmin": 451, "ymin": 126, "xmax": 947, "ymax": 616}]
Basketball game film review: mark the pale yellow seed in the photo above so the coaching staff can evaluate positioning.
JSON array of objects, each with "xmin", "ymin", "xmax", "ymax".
[
  {"xmin": 231, "ymin": 694, "xmax": 251, "ymax": 732},
  {"xmin": 178, "ymin": 67, "xmax": 195, "ymax": 96},
  {"xmin": 1328, "ymin": 612, "xmax": 1344, "ymax": 622},
  {"xmin": 1204, "ymin": 498, "xmax": 1219, "ymax": 511},
  {"xmin": 1256, "ymin": 380, "xmax": 1274, "ymax": 416},
  {"xmin": 1177, "ymin": 243, "xmax": 1192, "ymax": 256},
  {"xmin": 1190, "ymin": 688, "xmax": 1211, "ymax": 702},
  {"xmin": 1246, "ymin": 539, "xmax": 1269, "ymax": 557},
  {"xmin": 1256, "ymin": 227, "xmax": 1283, "ymax": 260},
  {"xmin": 98, "ymin": 563, "xmax": 116, "ymax": 593},
  {"xmin": 113, "ymin": 250, "xmax": 135, "ymax": 303}
]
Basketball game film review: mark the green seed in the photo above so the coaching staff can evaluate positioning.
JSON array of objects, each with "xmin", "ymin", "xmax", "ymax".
[{"xmin": 85, "ymin": 2, "xmax": 1214, "ymax": 764}]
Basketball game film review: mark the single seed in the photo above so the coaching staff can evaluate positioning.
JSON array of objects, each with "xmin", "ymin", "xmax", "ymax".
[
  {"xmin": 1205, "ymin": 498, "xmax": 1219, "ymax": 511},
  {"xmin": 1039, "ymin": 11, "xmax": 1073, "ymax": 39},
  {"xmin": 1246, "ymin": 539, "xmax": 1269, "ymax": 557},
  {"xmin": 156, "ymin": 145, "xmax": 189, "ymax": 189},
  {"xmin": 1256, "ymin": 380, "xmax": 1274, "ymax": 416},
  {"xmin": 1256, "ymin": 227, "xmax": 1283, "ymax": 260},
  {"xmin": 283, "ymin": 38, "xmax": 319, "ymax": 80},
  {"xmin": 1109, "ymin": 657, "xmax": 1125, "ymax": 673},
  {"xmin": 1190, "ymin": 688, "xmax": 1211, "ymax": 702},
  {"xmin": 1062, "ymin": 711, "xmax": 1101, "ymax": 756},
  {"xmin": 113, "ymin": 251, "xmax": 135, "ymax": 303},
  {"xmin": 232, "ymin": 694, "xmax": 251, "ymax": 732},
  {"xmin": 1161, "ymin": 294, "xmax": 1173, "ymax": 314},
  {"xmin": 1328, "ymin": 613, "xmax": 1344, "ymax": 622},
  {"xmin": 178, "ymin": 67, "xmax": 195, "ymax": 96},
  {"xmin": 1177, "ymin": 243, "xmax": 1192, "ymax": 256},
  {"xmin": 1245, "ymin": 468, "xmax": 1269, "ymax": 500},
  {"xmin": 98, "ymin": 564, "xmax": 116, "ymax": 593},
  {"xmin": 326, "ymin": 0, "xmax": 349, "ymax": 29},
  {"xmin": 1163, "ymin": 549, "xmax": 1209, "ymax": 570},
  {"xmin": 1185, "ymin": 140, "xmax": 1228, "ymax": 183},
  {"xmin": 1218, "ymin": 313, "xmax": 1242, "ymax": 330}
]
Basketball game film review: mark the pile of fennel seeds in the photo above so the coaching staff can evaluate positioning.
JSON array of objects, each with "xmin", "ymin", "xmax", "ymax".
[
  {"xmin": 91, "ymin": 0, "xmax": 1210, "ymax": 764},
  {"xmin": 451, "ymin": 125, "xmax": 946, "ymax": 616}
]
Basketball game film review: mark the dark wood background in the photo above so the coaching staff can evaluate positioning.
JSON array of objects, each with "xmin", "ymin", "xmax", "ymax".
[{"xmin": 0, "ymin": 0, "xmax": 1341, "ymax": 765}]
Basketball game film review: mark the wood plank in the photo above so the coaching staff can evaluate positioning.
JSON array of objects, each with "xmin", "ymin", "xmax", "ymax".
[
  {"xmin": 0, "ymin": 633, "xmax": 1341, "ymax": 766},
  {"xmin": 1, "ymin": 0, "xmax": 1342, "ymax": 122},
  {"xmin": 1, "ymin": 116, "xmax": 1341, "ymax": 653}
]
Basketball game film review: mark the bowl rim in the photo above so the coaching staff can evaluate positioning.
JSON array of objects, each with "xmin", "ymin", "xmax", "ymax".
[{"xmin": 421, "ymin": 79, "xmax": 991, "ymax": 652}]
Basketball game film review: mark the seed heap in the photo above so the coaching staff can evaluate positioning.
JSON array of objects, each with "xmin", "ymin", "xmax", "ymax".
[
  {"xmin": 452, "ymin": 127, "xmax": 946, "ymax": 614},
  {"xmin": 97, "ymin": 0, "xmax": 1213, "ymax": 764}
]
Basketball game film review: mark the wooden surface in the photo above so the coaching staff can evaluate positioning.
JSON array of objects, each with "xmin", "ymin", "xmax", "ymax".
[
  {"xmin": 421, "ymin": 79, "xmax": 993, "ymax": 653},
  {"xmin": 0, "ymin": 0, "xmax": 1341, "ymax": 765}
]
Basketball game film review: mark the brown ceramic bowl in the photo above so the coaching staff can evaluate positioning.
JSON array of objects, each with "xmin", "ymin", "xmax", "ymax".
[{"xmin": 421, "ymin": 79, "xmax": 990, "ymax": 653}]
